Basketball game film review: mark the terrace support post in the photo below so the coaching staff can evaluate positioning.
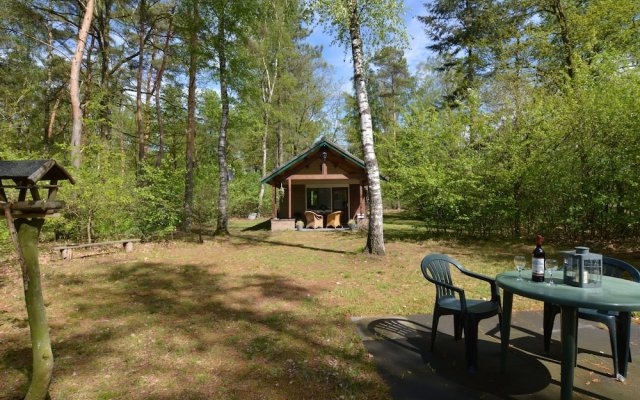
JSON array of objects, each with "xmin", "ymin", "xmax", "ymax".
[
  {"xmin": 288, "ymin": 178, "xmax": 292, "ymax": 219},
  {"xmin": 272, "ymin": 185, "xmax": 276, "ymax": 219},
  {"xmin": 14, "ymin": 217, "xmax": 53, "ymax": 400},
  {"xmin": 359, "ymin": 182, "xmax": 364, "ymax": 215}
]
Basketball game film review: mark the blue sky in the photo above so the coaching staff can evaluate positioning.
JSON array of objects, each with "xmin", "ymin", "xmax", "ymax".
[{"xmin": 305, "ymin": 0, "xmax": 431, "ymax": 93}]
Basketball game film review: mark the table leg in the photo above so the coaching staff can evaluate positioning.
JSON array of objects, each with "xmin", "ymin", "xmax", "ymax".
[
  {"xmin": 560, "ymin": 306, "xmax": 577, "ymax": 400},
  {"xmin": 616, "ymin": 311, "xmax": 631, "ymax": 381},
  {"xmin": 500, "ymin": 290, "xmax": 513, "ymax": 373}
]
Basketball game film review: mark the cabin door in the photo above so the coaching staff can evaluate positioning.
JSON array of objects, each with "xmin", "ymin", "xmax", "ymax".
[{"xmin": 332, "ymin": 187, "xmax": 349, "ymax": 224}]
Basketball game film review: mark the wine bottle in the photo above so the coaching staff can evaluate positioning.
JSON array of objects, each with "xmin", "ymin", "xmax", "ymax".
[{"xmin": 532, "ymin": 234, "xmax": 545, "ymax": 282}]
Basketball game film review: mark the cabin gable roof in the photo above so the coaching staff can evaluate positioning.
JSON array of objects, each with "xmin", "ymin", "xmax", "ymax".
[{"xmin": 261, "ymin": 137, "xmax": 386, "ymax": 185}]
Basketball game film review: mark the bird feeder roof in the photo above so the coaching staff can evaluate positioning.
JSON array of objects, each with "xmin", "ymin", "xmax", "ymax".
[{"xmin": 0, "ymin": 160, "xmax": 75, "ymax": 184}]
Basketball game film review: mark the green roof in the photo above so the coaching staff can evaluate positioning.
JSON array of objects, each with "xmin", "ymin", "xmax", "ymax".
[{"xmin": 260, "ymin": 137, "xmax": 387, "ymax": 184}]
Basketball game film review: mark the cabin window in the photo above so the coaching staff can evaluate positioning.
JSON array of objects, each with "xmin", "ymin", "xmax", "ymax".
[{"xmin": 306, "ymin": 188, "xmax": 331, "ymax": 211}]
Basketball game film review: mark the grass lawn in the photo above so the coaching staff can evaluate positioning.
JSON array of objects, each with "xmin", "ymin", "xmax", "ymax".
[{"xmin": 1, "ymin": 213, "xmax": 638, "ymax": 399}]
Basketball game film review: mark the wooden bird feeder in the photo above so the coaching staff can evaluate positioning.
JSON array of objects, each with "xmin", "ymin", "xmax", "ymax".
[
  {"xmin": 0, "ymin": 159, "xmax": 74, "ymax": 400},
  {"xmin": 0, "ymin": 159, "xmax": 75, "ymax": 217}
]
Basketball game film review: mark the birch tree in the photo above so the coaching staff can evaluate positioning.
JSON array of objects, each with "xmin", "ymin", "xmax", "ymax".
[
  {"xmin": 314, "ymin": 0, "xmax": 406, "ymax": 255},
  {"xmin": 136, "ymin": 0, "xmax": 148, "ymax": 165},
  {"xmin": 256, "ymin": 25, "xmax": 280, "ymax": 216},
  {"xmin": 204, "ymin": 0, "xmax": 259, "ymax": 235},
  {"xmin": 254, "ymin": 0, "xmax": 301, "ymax": 215},
  {"xmin": 179, "ymin": 0, "xmax": 201, "ymax": 231},
  {"xmin": 213, "ymin": 1, "xmax": 230, "ymax": 235}
]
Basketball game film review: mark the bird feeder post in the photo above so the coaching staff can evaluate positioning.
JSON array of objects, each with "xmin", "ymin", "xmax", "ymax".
[{"xmin": 0, "ymin": 160, "xmax": 74, "ymax": 400}]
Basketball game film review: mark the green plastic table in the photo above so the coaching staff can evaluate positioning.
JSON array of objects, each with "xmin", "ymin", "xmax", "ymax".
[{"xmin": 497, "ymin": 270, "xmax": 640, "ymax": 400}]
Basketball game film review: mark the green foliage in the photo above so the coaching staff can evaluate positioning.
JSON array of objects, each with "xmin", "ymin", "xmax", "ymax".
[
  {"xmin": 229, "ymin": 171, "xmax": 262, "ymax": 217},
  {"xmin": 419, "ymin": 0, "xmax": 503, "ymax": 102},
  {"xmin": 48, "ymin": 145, "xmax": 137, "ymax": 241},
  {"xmin": 134, "ymin": 162, "xmax": 185, "ymax": 237},
  {"xmin": 313, "ymin": 0, "xmax": 407, "ymax": 53},
  {"xmin": 391, "ymin": 65, "xmax": 640, "ymax": 240},
  {"xmin": 1, "ymin": 0, "xmax": 638, "ymax": 246}
]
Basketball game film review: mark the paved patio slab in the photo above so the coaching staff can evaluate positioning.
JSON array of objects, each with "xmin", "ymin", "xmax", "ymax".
[{"xmin": 352, "ymin": 311, "xmax": 639, "ymax": 399}]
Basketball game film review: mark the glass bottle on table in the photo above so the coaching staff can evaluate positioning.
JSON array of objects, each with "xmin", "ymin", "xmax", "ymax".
[
  {"xmin": 514, "ymin": 255, "xmax": 526, "ymax": 281},
  {"xmin": 546, "ymin": 259, "xmax": 558, "ymax": 286},
  {"xmin": 531, "ymin": 234, "xmax": 545, "ymax": 282}
]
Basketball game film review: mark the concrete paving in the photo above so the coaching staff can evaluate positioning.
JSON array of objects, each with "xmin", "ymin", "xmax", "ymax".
[{"xmin": 352, "ymin": 311, "xmax": 639, "ymax": 399}]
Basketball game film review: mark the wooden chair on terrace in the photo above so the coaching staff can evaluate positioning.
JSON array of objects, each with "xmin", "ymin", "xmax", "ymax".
[
  {"xmin": 304, "ymin": 211, "xmax": 323, "ymax": 229},
  {"xmin": 326, "ymin": 211, "xmax": 342, "ymax": 228}
]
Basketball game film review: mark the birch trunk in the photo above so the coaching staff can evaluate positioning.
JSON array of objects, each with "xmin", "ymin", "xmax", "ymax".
[
  {"xmin": 257, "ymin": 55, "xmax": 278, "ymax": 216},
  {"xmin": 183, "ymin": 1, "xmax": 198, "ymax": 232},
  {"xmin": 257, "ymin": 113, "xmax": 268, "ymax": 217},
  {"xmin": 136, "ymin": 0, "xmax": 147, "ymax": 166},
  {"xmin": 155, "ymin": 83, "xmax": 166, "ymax": 167},
  {"xmin": 97, "ymin": 0, "xmax": 112, "ymax": 140},
  {"xmin": 143, "ymin": 49, "xmax": 156, "ymax": 146},
  {"xmin": 348, "ymin": 1, "xmax": 385, "ymax": 255},
  {"xmin": 70, "ymin": 0, "xmax": 95, "ymax": 169},
  {"xmin": 277, "ymin": 115, "xmax": 283, "ymax": 166},
  {"xmin": 215, "ymin": 12, "xmax": 230, "ymax": 236}
]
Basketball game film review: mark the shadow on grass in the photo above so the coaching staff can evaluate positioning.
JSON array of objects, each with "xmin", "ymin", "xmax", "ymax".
[
  {"xmin": 241, "ymin": 219, "xmax": 271, "ymax": 232},
  {"xmin": 232, "ymin": 233, "xmax": 358, "ymax": 255},
  {"xmin": 0, "ymin": 261, "xmax": 380, "ymax": 399},
  {"xmin": 364, "ymin": 317, "xmax": 551, "ymax": 398}
]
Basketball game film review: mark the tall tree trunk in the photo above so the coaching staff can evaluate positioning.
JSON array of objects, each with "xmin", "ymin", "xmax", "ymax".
[
  {"xmin": 46, "ymin": 97, "xmax": 60, "ymax": 150},
  {"xmin": 215, "ymin": 11, "xmax": 230, "ymax": 236},
  {"xmin": 44, "ymin": 20, "xmax": 53, "ymax": 153},
  {"xmin": 118, "ymin": 100, "xmax": 126, "ymax": 173},
  {"xmin": 143, "ymin": 49, "xmax": 156, "ymax": 145},
  {"xmin": 276, "ymin": 90, "xmax": 284, "ymax": 166},
  {"xmin": 154, "ymin": 7, "xmax": 175, "ymax": 167},
  {"xmin": 183, "ymin": 1, "xmax": 198, "ymax": 232},
  {"xmin": 136, "ymin": 0, "xmax": 147, "ymax": 167},
  {"xmin": 143, "ymin": 52, "xmax": 156, "ymax": 163},
  {"xmin": 257, "ymin": 111, "xmax": 268, "ymax": 216},
  {"xmin": 551, "ymin": 0, "xmax": 575, "ymax": 80},
  {"xmin": 155, "ymin": 85, "xmax": 166, "ymax": 166},
  {"xmin": 277, "ymin": 114, "xmax": 284, "ymax": 166},
  {"xmin": 257, "ymin": 55, "xmax": 278, "ymax": 216},
  {"xmin": 145, "ymin": 50, "xmax": 156, "ymax": 108},
  {"xmin": 348, "ymin": 1, "xmax": 385, "ymax": 255},
  {"xmin": 70, "ymin": 0, "xmax": 95, "ymax": 169},
  {"xmin": 97, "ymin": 0, "xmax": 112, "ymax": 140}
]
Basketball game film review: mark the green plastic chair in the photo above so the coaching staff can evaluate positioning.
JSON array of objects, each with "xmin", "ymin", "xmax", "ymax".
[
  {"xmin": 420, "ymin": 253, "xmax": 502, "ymax": 372},
  {"xmin": 543, "ymin": 256, "xmax": 640, "ymax": 379}
]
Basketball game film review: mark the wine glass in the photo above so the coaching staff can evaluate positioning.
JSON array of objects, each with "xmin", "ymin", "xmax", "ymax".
[
  {"xmin": 514, "ymin": 256, "xmax": 526, "ymax": 281},
  {"xmin": 546, "ymin": 259, "xmax": 558, "ymax": 286}
]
